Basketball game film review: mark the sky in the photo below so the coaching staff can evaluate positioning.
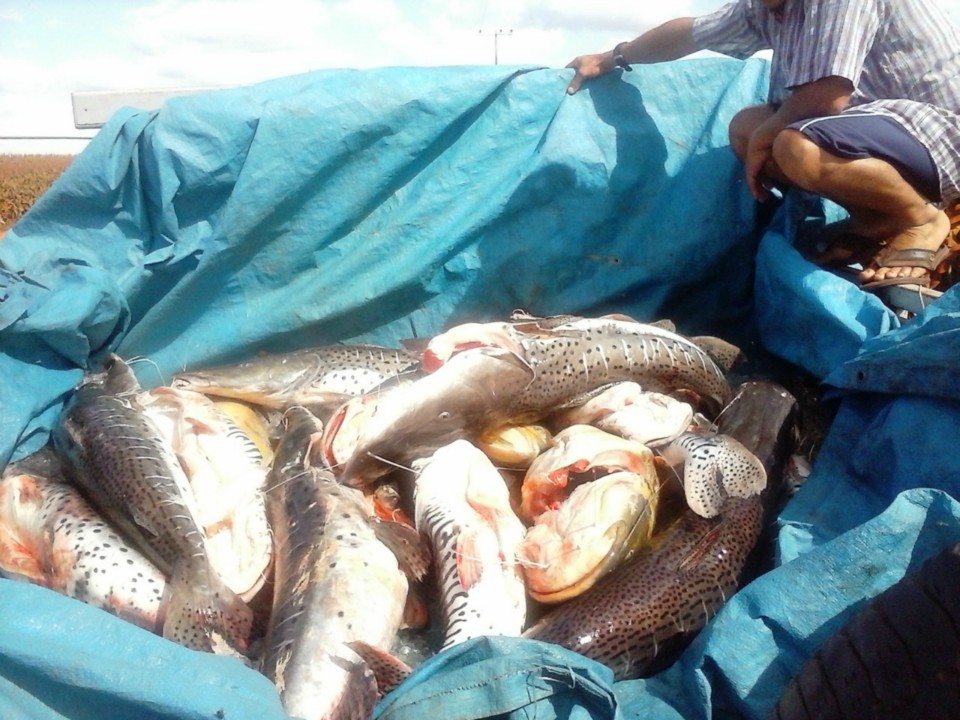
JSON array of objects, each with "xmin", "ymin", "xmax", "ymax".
[{"xmin": 4, "ymin": 0, "xmax": 960, "ymax": 155}]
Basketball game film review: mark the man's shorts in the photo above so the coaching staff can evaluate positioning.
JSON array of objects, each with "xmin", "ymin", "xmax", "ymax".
[{"xmin": 788, "ymin": 112, "xmax": 940, "ymax": 202}]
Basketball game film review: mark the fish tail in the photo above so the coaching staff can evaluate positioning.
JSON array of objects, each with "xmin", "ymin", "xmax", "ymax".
[{"xmin": 162, "ymin": 562, "xmax": 254, "ymax": 656}]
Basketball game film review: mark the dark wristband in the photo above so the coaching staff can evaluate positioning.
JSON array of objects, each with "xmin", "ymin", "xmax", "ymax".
[{"xmin": 613, "ymin": 42, "xmax": 633, "ymax": 72}]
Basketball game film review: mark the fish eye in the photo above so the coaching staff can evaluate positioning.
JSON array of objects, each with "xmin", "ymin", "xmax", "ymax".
[{"xmin": 438, "ymin": 411, "xmax": 451, "ymax": 421}]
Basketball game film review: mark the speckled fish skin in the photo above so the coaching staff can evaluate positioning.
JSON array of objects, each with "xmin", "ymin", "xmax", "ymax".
[
  {"xmin": 511, "ymin": 317, "xmax": 732, "ymax": 415},
  {"xmin": 52, "ymin": 355, "xmax": 253, "ymax": 654},
  {"xmin": 0, "ymin": 453, "xmax": 167, "ymax": 633},
  {"xmin": 261, "ymin": 406, "xmax": 408, "ymax": 720},
  {"xmin": 522, "ymin": 380, "xmax": 796, "ymax": 680},
  {"xmin": 171, "ymin": 344, "xmax": 421, "ymax": 411},
  {"xmin": 340, "ymin": 317, "xmax": 731, "ymax": 488},
  {"xmin": 413, "ymin": 440, "xmax": 527, "ymax": 650},
  {"xmin": 659, "ymin": 432, "xmax": 767, "ymax": 519}
]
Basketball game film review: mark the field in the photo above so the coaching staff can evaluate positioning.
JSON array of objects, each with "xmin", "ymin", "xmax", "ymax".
[{"xmin": 0, "ymin": 154, "xmax": 74, "ymax": 237}]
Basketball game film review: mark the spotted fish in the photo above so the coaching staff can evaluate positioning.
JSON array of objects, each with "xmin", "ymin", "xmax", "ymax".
[
  {"xmin": 340, "ymin": 316, "xmax": 731, "ymax": 487},
  {"xmin": 0, "ymin": 448, "xmax": 167, "ymax": 632},
  {"xmin": 171, "ymin": 343, "xmax": 421, "ymax": 417},
  {"xmin": 138, "ymin": 386, "xmax": 272, "ymax": 601},
  {"xmin": 413, "ymin": 439, "xmax": 527, "ymax": 649},
  {"xmin": 522, "ymin": 380, "xmax": 797, "ymax": 680},
  {"xmin": 52, "ymin": 354, "xmax": 253, "ymax": 654},
  {"xmin": 261, "ymin": 406, "xmax": 410, "ymax": 720},
  {"xmin": 659, "ymin": 432, "xmax": 767, "ymax": 519}
]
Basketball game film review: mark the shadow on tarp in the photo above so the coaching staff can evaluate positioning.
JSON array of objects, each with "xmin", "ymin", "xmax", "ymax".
[{"xmin": 6, "ymin": 55, "xmax": 959, "ymax": 720}]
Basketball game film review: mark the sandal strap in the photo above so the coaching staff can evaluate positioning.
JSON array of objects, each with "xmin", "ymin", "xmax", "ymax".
[{"xmin": 874, "ymin": 245, "xmax": 949, "ymax": 270}]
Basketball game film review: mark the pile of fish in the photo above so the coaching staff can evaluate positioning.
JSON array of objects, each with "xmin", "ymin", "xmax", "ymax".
[{"xmin": 0, "ymin": 311, "xmax": 800, "ymax": 719}]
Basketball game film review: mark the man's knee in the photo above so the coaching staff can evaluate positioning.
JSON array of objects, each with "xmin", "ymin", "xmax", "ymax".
[
  {"xmin": 728, "ymin": 104, "xmax": 777, "ymax": 160},
  {"xmin": 772, "ymin": 128, "xmax": 820, "ymax": 185}
]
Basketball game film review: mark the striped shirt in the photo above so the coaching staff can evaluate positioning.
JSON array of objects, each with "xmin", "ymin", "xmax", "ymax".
[{"xmin": 692, "ymin": 0, "xmax": 960, "ymax": 203}]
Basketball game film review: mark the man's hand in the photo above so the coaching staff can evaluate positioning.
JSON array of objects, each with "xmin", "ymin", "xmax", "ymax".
[
  {"xmin": 745, "ymin": 131, "xmax": 776, "ymax": 202},
  {"xmin": 565, "ymin": 53, "xmax": 612, "ymax": 95}
]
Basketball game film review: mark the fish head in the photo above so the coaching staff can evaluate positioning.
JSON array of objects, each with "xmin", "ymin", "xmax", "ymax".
[
  {"xmin": 320, "ymin": 392, "xmax": 386, "ymax": 472},
  {"xmin": 102, "ymin": 353, "xmax": 142, "ymax": 395},
  {"xmin": 519, "ymin": 469, "xmax": 659, "ymax": 603},
  {"xmin": 421, "ymin": 321, "xmax": 523, "ymax": 371},
  {"xmin": 339, "ymin": 348, "xmax": 535, "ymax": 489},
  {"xmin": 271, "ymin": 406, "xmax": 325, "ymax": 474}
]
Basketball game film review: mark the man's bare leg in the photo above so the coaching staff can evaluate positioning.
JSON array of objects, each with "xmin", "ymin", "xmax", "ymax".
[{"xmin": 772, "ymin": 128, "xmax": 949, "ymax": 283}]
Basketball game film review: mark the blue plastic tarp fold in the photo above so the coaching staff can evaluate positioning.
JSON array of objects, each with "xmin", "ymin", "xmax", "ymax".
[
  {"xmin": 3, "ymin": 56, "xmax": 960, "ymax": 720},
  {"xmin": 1, "ymin": 59, "xmax": 768, "ymax": 467}
]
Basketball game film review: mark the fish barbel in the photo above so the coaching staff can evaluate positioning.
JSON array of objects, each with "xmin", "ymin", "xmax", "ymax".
[
  {"xmin": 0, "ymin": 448, "xmax": 167, "ymax": 632},
  {"xmin": 413, "ymin": 439, "xmax": 527, "ymax": 649},
  {"xmin": 52, "ymin": 354, "xmax": 253, "ymax": 654},
  {"xmin": 171, "ymin": 343, "xmax": 421, "ymax": 414},
  {"xmin": 261, "ymin": 406, "xmax": 409, "ymax": 720},
  {"xmin": 523, "ymin": 380, "xmax": 796, "ymax": 680},
  {"xmin": 138, "ymin": 386, "xmax": 272, "ymax": 601},
  {"xmin": 341, "ymin": 317, "xmax": 731, "ymax": 487}
]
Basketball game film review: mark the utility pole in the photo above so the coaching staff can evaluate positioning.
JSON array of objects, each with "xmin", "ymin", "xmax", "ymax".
[{"xmin": 479, "ymin": 28, "xmax": 513, "ymax": 65}]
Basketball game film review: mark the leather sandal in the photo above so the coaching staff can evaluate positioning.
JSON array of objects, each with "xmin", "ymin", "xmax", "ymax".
[{"xmin": 860, "ymin": 243, "xmax": 953, "ymax": 290}]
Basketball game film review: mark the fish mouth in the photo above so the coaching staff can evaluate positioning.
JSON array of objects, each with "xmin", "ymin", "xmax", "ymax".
[{"xmin": 338, "ymin": 451, "xmax": 395, "ymax": 488}]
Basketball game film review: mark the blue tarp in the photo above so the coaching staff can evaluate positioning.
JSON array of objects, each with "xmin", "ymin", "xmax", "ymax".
[{"xmin": 2, "ymin": 57, "xmax": 959, "ymax": 719}]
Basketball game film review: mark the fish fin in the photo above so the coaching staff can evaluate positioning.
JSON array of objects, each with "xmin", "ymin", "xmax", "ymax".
[
  {"xmin": 399, "ymin": 335, "xmax": 431, "ymax": 354},
  {"xmin": 647, "ymin": 318, "xmax": 676, "ymax": 332},
  {"xmin": 456, "ymin": 526, "xmax": 488, "ymax": 589},
  {"xmin": 689, "ymin": 335, "xmax": 746, "ymax": 373},
  {"xmin": 328, "ymin": 653, "xmax": 380, "ymax": 718},
  {"xmin": 162, "ymin": 562, "xmax": 253, "ymax": 656},
  {"xmin": 715, "ymin": 436, "xmax": 767, "ymax": 499},
  {"xmin": 130, "ymin": 505, "xmax": 163, "ymax": 543},
  {"xmin": 0, "ymin": 530, "xmax": 48, "ymax": 584},
  {"xmin": 0, "ymin": 475, "xmax": 53, "ymax": 584},
  {"xmin": 367, "ymin": 515, "xmax": 432, "ymax": 582},
  {"xmin": 551, "ymin": 383, "xmax": 623, "ymax": 411},
  {"xmin": 304, "ymin": 425, "xmax": 328, "ymax": 469},
  {"xmin": 676, "ymin": 434, "xmax": 767, "ymax": 518},
  {"xmin": 509, "ymin": 312, "xmax": 582, "ymax": 331},
  {"xmin": 401, "ymin": 582, "xmax": 431, "ymax": 629},
  {"xmin": 346, "ymin": 640, "xmax": 413, "ymax": 696}
]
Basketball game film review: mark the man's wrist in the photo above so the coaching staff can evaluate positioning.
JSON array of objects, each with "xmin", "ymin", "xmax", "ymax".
[{"xmin": 613, "ymin": 41, "xmax": 633, "ymax": 72}]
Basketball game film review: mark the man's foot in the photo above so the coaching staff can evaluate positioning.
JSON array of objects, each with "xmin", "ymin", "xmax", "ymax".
[{"xmin": 858, "ymin": 209, "xmax": 952, "ymax": 285}]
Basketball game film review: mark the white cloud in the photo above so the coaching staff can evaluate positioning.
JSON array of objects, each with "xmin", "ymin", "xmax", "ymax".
[{"xmin": 5, "ymin": 0, "xmax": 960, "ymax": 154}]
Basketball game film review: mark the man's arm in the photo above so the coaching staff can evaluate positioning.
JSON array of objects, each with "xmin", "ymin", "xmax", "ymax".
[
  {"xmin": 566, "ymin": 18, "xmax": 698, "ymax": 94},
  {"xmin": 745, "ymin": 75, "xmax": 854, "ymax": 200}
]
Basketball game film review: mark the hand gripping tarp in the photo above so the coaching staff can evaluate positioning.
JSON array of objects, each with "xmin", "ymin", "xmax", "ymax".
[{"xmin": 2, "ymin": 56, "xmax": 960, "ymax": 719}]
